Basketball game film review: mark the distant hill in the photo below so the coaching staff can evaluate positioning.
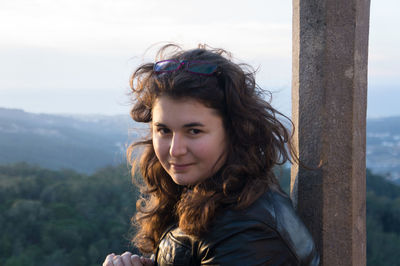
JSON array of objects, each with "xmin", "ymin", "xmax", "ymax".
[
  {"xmin": 1, "ymin": 107, "xmax": 400, "ymax": 180},
  {"xmin": 0, "ymin": 107, "xmax": 140, "ymax": 174},
  {"xmin": 367, "ymin": 116, "xmax": 400, "ymax": 182}
]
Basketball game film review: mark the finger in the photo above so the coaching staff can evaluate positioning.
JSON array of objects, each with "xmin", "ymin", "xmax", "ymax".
[
  {"xmin": 121, "ymin": 252, "xmax": 133, "ymax": 266},
  {"xmin": 103, "ymin": 253, "xmax": 115, "ymax": 266},
  {"xmin": 131, "ymin": 254, "xmax": 143, "ymax": 266},
  {"xmin": 113, "ymin": 255, "xmax": 124, "ymax": 266}
]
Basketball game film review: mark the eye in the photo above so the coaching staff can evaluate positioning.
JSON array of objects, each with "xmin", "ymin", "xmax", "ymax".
[
  {"xmin": 156, "ymin": 127, "xmax": 171, "ymax": 135},
  {"xmin": 188, "ymin": 128, "xmax": 202, "ymax": 135}
]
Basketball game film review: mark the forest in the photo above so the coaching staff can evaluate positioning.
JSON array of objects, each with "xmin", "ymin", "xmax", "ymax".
[{"xmin": 0, "ymin": 162, "xmax": 399, "ymax": 265}]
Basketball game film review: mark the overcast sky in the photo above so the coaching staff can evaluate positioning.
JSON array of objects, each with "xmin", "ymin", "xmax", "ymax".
[{"xmin": 0, "ymin": 0, "xmax": 399, "ymax": 118}]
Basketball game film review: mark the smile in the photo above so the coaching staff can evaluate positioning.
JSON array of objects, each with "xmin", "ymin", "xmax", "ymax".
[{"xmin": 170, "ymin": 163, "xmax": 194, "ymax": 171}]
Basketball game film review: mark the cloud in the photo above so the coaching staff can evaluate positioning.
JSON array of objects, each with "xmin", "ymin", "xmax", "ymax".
[
  {"xmin": 1, "ymin": 0, "xmax": 399, "ymax": 116},
  {"xmin": 0, "ymin": 0, "xmax": 291, "ymax": 57}
]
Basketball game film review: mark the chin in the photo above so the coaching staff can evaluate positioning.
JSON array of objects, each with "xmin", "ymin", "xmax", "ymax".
[
  {"xmin": 170, "ymin": 174, "xmax": 198, "ymax": 186},
  {"xmin": 171, "ymin": 177, "xmax": 192, "ymax": 186}
]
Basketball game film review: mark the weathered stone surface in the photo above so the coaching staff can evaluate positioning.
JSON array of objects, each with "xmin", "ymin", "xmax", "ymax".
[{"xmin": 291, "ymin": 0, "xmax": 370, "ymax": 265}]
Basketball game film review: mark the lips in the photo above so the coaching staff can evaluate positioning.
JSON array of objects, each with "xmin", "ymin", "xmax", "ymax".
[{"xmin": 170, "ymin": 163, "xmax": 194, "ymax": 172}]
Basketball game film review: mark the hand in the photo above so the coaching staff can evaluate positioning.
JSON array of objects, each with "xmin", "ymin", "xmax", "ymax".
[{"xmin": 102, "ymin": 252, "xmax": 154, "ymax": 266}]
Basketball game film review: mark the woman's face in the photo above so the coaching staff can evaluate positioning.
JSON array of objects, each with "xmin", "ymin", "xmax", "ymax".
[{"xmin": 152, "ymin": 96, "xmax": 227, "ymax": 186}]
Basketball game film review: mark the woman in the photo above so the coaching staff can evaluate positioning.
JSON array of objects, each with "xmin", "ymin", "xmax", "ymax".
[{"xmin": 103, "ymin": 44, "xmax": 319, "ymax": 266}]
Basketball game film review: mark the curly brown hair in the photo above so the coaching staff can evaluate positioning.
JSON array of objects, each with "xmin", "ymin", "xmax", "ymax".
[{"xmin": 126, "ymin": 44, "xmax": 296, "ymax": 254}]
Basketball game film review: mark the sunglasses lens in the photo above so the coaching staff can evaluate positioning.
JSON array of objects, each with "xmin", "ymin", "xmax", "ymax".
[
  {"xmin": 188, "ymin": 62, "xmax": 217, "ymax": 75},
  {"xmin": 154, "ymin": 60, "xmax": 218, "ymax": 75},
  {"xmin": 154, "ymin": 60, "xmax": 180, "ymax": 72}
]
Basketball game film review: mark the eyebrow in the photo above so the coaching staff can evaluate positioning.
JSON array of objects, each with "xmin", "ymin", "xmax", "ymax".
[
  {"xmin": 153, "ymin": 122, "xmax": 205, "ymax": 128},
  {"xmin": 183, "ymin": 122, "xmax": 205, "ymax": 128}
]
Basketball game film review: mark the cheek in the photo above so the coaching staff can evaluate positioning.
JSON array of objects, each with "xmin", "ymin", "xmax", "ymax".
[
  {"xmin": 208, "ymin": 134, "xmax": 227, "ymax": 162},
  {"xmin": 194, "ymin": 138, "xmax": 224, "ymax": 160},
  {"xmin": 194, "ymin": 145, "xmax": 208, "ymax": 159},
  {"xmin": 152, "ymin": 136, "xmax": 165, "ymax": 161}
]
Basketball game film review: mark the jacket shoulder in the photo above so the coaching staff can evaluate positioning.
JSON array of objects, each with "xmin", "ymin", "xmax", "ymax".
[
  {"xmin": 206, "ymin": 187, "xmax": 319, "ymax": 265},
  {"xmin": 156, "ymin": 188, "xmax": 320, "ymax": 266},
  {"xmin": 260, "ymin": 188, "xmax": 320, "ymax": 265}
]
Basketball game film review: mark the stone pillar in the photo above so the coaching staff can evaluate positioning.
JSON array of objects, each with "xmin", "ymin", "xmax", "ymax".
[{"xmin": 291, "ymin": 0, "xmax": 370, "ymax": 265}]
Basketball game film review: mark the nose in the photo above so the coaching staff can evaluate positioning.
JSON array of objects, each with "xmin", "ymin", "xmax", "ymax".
[{"xmin": 170, "ymin": 133, "xmax": 187, "ymax": 157}]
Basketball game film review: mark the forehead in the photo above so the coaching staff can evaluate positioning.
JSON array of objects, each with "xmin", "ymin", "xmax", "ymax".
[{"xmin": 152, "ymin": 96, "xmax": 221, "ymax": 124}]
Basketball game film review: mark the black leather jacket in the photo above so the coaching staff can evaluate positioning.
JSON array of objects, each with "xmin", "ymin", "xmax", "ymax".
[{"xmin": 155, "ymin": 188, "xmax": 319, "ymax": 265}]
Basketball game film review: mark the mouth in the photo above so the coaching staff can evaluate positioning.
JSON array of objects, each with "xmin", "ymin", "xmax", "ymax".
[{"xmin": 170, "ymin": 163, "xmax": 194, "ymax": 172}]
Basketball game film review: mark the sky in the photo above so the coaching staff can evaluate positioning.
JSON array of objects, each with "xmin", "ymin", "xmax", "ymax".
[{"xmin": 0, "ymin": 0, "xmax": 399, "ymax": 118}]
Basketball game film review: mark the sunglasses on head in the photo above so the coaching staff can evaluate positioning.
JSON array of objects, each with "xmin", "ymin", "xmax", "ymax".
[{"xmin": 153, "ymin": 59, "xmax": 219, "ymax": 76}]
